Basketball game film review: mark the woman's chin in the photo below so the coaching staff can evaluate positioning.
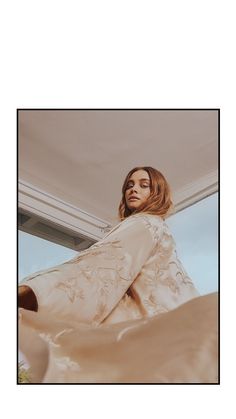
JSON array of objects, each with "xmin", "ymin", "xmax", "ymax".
[{"xmin": 127, "ymin": 203, "xmax": 141, "ymax": 211}]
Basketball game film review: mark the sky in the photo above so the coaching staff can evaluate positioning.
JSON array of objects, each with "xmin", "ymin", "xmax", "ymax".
[
  {"xmin": 166, "ymin": 193, "xmax": 218, "ymax": 295},
  {"xmin": 19, "ymin": 193, "xmax": 218, "ymax": 296}
]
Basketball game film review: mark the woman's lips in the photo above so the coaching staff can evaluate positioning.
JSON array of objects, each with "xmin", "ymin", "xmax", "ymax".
[{"xmin": 129, "ymin": 197, "xmax": 140, "ymax": 201}]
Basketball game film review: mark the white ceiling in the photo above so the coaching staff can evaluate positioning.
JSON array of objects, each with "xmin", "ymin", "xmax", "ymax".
[{"xmin": 19, "ymin": 110, "xmax": 218, "ymax": 224}]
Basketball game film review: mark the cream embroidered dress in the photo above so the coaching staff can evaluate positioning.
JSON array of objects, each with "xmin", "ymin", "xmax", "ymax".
[
  {"xmin": 21, "ymin": 213, "xmax": 199, "ymax": 326},
  {"xmin": 19, "ymin": 213, "xmax": 218, "ymax": 383}
]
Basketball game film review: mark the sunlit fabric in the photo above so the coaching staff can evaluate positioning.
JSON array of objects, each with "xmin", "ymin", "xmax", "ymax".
[{"xmin": 19, "ymin": 293, "xmax": 218, "ymax": 383}]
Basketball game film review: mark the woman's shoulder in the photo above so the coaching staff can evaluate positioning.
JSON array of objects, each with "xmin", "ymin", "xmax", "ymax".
[
  {"xmin": 128, "ymin": 213, "xmax": 165, "ymax": 243},
  {"xmin": 102, "ymin": 213, "xmax": 163, "ymax": 241},
  {"xmin": 131, "ymin": 212, "xmax": 164, "ymax": 226},
  {"xmin": 104, "ymin": 213, "xmax": 168, "ymax": 245}
]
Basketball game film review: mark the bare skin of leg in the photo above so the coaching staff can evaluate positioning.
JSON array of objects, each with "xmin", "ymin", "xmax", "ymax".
[{"xmin": 18, "ymin": 286, "xmax": 38, "ymax": 312}]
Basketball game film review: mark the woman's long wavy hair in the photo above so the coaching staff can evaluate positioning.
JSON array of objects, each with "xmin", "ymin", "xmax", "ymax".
[{"xmin": 118, "ymin": 166, "xmax": 174, "ymax": 221}]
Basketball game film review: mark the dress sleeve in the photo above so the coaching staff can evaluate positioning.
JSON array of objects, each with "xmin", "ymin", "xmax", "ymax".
[{"xmin": 21, "ymin": 215, "xmax": 163, "ymax": 325}]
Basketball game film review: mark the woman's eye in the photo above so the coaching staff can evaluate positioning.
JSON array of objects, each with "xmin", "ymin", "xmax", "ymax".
[{"xmin": 126, "ymin": 184, "xmax": 149, "ymax": 189}]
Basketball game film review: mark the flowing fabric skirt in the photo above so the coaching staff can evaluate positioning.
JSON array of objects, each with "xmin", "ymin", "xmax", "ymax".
[{"xmin": 18, "ymin": 292, "xmax": 218, "ymax": 383}]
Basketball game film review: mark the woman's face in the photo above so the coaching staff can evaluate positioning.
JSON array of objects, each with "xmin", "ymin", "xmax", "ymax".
[{"xmin": 125, "ymin": 169, "xmax": 151, "ymax": 212}]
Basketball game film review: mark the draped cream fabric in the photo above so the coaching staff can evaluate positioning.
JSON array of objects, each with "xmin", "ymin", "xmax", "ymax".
[
  {"xmin": 19, "ymin": 293, "xmax": 218, "ymax": 383},
  {"xmin": 19, "ymin": 213, "xmax": 218, "ymax": 383}
]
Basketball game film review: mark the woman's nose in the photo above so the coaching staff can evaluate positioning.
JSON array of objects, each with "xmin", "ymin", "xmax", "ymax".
[{"xmin": 131, "ymin": 184, "xmax": 138, "ymax": 193}]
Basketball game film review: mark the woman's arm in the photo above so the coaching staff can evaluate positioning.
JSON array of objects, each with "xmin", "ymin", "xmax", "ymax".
[
  {"xmin": 18, "ymin": 285, "xmax": 38, "ymax": 312},
  {"xmin": 19, "ymin": 215, "xmax": 163, "ymax": 324}
]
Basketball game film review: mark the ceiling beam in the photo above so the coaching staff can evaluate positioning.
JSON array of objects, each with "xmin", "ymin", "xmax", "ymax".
[
  {"xmin": 18, "ymin": 180, "xmax": 112, "ymax": 240},
  {"xmin": 172, "ymin": 170, "xmax": 218, "ymax": 214}
]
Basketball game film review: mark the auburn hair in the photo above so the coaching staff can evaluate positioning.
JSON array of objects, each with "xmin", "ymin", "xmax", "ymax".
[{"xmin": 118, "ymin": 166, "xmax": 174, "ymax": 221}]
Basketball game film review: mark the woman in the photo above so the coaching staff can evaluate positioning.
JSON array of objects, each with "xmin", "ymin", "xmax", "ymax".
[
  {"xmin": 18, "ymin": 166, "xmax": 199, "ymax": 325},
  {"xmin": 18, "ymin": 167, "xmax": 217, "ymax": 383}
]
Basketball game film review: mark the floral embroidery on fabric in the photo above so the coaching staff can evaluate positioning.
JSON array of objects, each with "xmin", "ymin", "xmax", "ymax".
[
  {"xmin": 159, "ymin": 273, "xmax": 181, "ymax": 294},
  {"xmin": 53, "ymin": 240, "xmax": 134, "ymax": 316},
  {"xmin": 132, "ymin": 214, "xmax": 163, "ymax": 246},
  {"xmin": 56, "ymin": 278, "xmax": 85, "ymax": 302},
  {"xmin": 169, "ymin": 259, "xmax": 195, "ymax": 287},
  {"xmin": 21, "ymin": 212, "xmax": 199, "ymax": 327},
  {"xmin": 143, "ymin": 294, "xmax": 168, "ymax": 315}
]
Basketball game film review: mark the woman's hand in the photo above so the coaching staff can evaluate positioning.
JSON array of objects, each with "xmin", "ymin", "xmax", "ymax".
[{"xmin": 18, "ymin": 285, "xmax": 38, "ymax": 312}]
